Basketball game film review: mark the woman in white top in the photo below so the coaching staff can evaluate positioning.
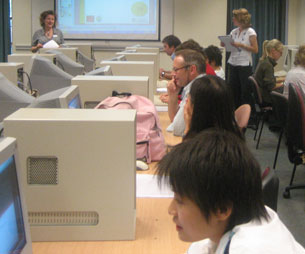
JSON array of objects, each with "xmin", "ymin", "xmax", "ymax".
[
  {"xmin": 284, "ymin": 45, "xmax": 305, "ymax": 97},
  {"xmin": 226, "ymin": 8, "xmax": 258, "ymax": 112}
]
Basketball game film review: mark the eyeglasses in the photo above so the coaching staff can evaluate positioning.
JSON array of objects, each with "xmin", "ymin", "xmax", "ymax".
[{"xmin": 172, "ymin": 65, "xmax": 190, "ymax": 73}]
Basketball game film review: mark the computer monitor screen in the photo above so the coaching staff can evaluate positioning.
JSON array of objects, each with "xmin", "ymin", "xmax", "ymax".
[
  {"xmin": 29, "ymin": 85, "xmax": 81, "ymax": 109},
  {"xmin": 29, "ymin": 56, "xmax": 73, "ymax": 95},
  {"xmin": 0, "ymin": 73, "xmax": 34, "ymax": 122},
  {"xmin": 85, "ymin": 65, "xmax": 113, "ymax": 76},
  {"xmin": 0, "ymin": 137, "xmax": 32, "ymax": 254},
  {"xmin": 46, "ymin": 50, "xmax": 84, "ymax": 76}
]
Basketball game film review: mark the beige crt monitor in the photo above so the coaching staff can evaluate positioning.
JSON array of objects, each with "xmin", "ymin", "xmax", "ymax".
[
  {"xmin": 64, "ymin": 42, "xmax": 93, "ymax": 59},
  {"xmin": 115, "ymin": 52, "xmax": 159, "ymax": 92},
  {"xmin": 99, "ymin": 61, "xmax": 154, "ymax": 101},
  {"xmin": 0, "ymin": 137, "xmax": 32, "ymax": 254},
  {"xmin": 72, "ymin": 75, "xmax": 149, "ymax": 108},
  {"xmin": 0, "ymin": 63, "xmax": 24, "ymax": 87},
  {"xmin": 125, "ymin": 46, "xmax": 160, "ymax": 54},
  {"xmin": 4, "ymin": 108, "xmax": 136, "ymax": 241},
  {"xmin": 8, "ymin": 54, "xmax": 56, "ymax": 90},
  {"xmin": 39, "ymin": 47, "xmax": 78, "ymax": 62}
]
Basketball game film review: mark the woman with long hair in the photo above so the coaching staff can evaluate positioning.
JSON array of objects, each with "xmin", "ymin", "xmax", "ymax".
[
  {"xmin": 183, "ymin": 75, "xmax": 243, "ymax": 140},
  {"xmin": 254, "ymin": 39, "xmax": 284, "ymax": 105}
]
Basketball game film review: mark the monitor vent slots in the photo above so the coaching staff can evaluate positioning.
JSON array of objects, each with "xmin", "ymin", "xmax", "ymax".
[
  {"xmin": 28, "ymin": 211, "xmax": 99, "ymax": 226},
  {"xmin": 27, "ymin": 157, "xmax": 58, "ymax": 184}
]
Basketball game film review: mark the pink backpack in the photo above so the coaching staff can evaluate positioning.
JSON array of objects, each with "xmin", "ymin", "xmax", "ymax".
[{"xmin": 95, "ymin": 94, "xmax": 166, "ymax": 163}]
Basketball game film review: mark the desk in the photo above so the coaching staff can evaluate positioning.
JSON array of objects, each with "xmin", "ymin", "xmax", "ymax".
[{"xmin": 32, "ymin": 112, "xmax": 186, "ymax": 254}]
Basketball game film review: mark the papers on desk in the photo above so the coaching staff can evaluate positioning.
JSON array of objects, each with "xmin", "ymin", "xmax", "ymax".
[
  {"xmin": 218, "ymin": 35, "xmax": 240, "ymax": 52},
  {"xmin": 136, "ymin": 174, "xmax": 174, "ymax": 198},
  {"xmin": 43, "ymin": 40, "xmax": 59, "ymax": 48},
  {"xmin": 274, "ymin": 70, "xmax": 287, "ymax": 77}
]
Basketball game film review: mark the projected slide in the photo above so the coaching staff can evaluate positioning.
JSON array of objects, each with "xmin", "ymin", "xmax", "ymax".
[{"xmin": 56, "ymin": 0, "xmax": 159, "ymax": 40}]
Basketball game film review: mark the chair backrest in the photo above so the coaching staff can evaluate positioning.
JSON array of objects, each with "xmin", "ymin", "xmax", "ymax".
[
  {"xmin": 286, "ymin": 84, "xmax": 304, "ymax": 162},
  {"xmin": 262, "ymin": 167, "xmax": 279, "ymax": 211},
  {"xmin": 294, "ymin": 85, "xmax": 305, "ymax": 149},
  {"xmin": 270, "ymin": 91, "xmax": 288, "ymax": 127},
  {"xmin": 235, "ymin": 104, "xmax": 251, "ymax": 131},
  {"xmin": 248, "ymin": 76, "xmax": 263, "ymax": 105}
]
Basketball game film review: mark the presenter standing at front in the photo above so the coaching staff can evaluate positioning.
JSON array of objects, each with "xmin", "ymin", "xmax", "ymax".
[
  {"xmin": 31, "ymin": 10, "xmax": 64, "ymax": 53},
  {"xmin": 225, "ymin": 8, "xmax": 258, "ymax": 124}
]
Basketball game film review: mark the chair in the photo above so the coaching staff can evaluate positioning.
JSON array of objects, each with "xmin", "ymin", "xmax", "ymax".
[
  {"xmin": 283, "ymin": 84, "xmax": 305, "ymax": 199},
  {"xmin": 262, "ymin": 167, "xmax": 279, "ymax": 211},
  {"xmin": 270, "ymin": 91, "xmax": 288, "ymax": 169},
  {"xmin": 248, "ymin": 76, "xmax": 273, "ymax": 149},
  {"xmin": 235, "ymin": 104, "xmax": 251, "ymax": 133}
]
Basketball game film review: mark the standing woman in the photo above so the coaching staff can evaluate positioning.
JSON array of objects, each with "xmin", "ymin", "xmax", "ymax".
[
  {"xmin": 31, "ymin": 10, "xmax": 64, "ymax": 53},
  {"xmin": 226, "ymin": 8, "xmax": 258, "ymax": 110}
]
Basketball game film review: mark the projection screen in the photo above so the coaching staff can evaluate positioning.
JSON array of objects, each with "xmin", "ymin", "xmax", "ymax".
[{"xmin": 55, "ymin": 0, "xmax": 160, "ymax": 41}]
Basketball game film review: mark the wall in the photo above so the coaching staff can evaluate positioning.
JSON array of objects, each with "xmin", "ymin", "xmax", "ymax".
[
  {"xmin": 11, "ymin": 0, "xmax": 303, "ymax": 68},
  {"xmin": 296, "ymin": 0, "xmax": 305, "ymax": 44}
]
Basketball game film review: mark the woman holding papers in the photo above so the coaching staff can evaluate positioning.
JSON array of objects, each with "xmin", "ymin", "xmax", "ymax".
[
  {"xmin": 31, "ymin": 10, "xmax": 64, "ymax": 53},
  {"xmin": 225, "ymin": 8, "xmax": 258, "ymax": 123}
]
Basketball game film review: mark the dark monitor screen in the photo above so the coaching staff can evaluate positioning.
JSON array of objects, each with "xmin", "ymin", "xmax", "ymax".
[
  {"xmin": 68, "ymin": 95, "xmax": 81, "ymax": 109},
  {"xmin": 0, "ymin": 156, "xmax": 27, "ymax": 254}
]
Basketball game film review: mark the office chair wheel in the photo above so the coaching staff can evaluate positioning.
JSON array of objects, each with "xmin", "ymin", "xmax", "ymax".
[{"xmin": 283, "ymin": 189, "xmax": 290, "ymax": 199}]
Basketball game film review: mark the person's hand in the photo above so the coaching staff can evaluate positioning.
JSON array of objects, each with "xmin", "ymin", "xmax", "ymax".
[
  {"xmin": 167, "ymin": 78, "xmax": 179, "ymax": 97},
  {"xmin": 159, "ymin": 93, "xmax": 169, "ymax": 103},
  {"xmin": 231, "ymin": 41, "xmax": 242, "ymax": 48},
  {"xmin": 184, "ymin": 96, "xmax": 192, "ymax": 134},
  {"xmin": 159, "ymin": 68, "xmax": 165, "ymax": 78},
  {"xmin": 36, "ymin": 43, "xmax": 43, "ymax": 49}
]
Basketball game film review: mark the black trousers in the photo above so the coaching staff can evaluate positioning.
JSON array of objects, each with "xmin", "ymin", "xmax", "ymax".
[{"xmin": 227, "ymin": 64, "xmax": 255, "ymax": 115}]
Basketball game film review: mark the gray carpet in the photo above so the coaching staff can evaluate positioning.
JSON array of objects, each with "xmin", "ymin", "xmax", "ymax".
[{"xmin": 245, "ymin": 125, "xmax": 305, "ymax": 247}]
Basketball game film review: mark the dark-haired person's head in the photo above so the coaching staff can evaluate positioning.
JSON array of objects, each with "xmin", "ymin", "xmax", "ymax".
[
  {"xmin": 204, "ymin": 45, "xmax": 223, "ymax": 67},
  {"xmin": 40, "ymin": 10, "xmax": 57, "ymax": 29},
  {"xmin": 184, "ymin": 75, "xmax": 242, "ymax": 140},
  {"xmin": 162, "ymin": 35, "xmax": 181, "ymax": 56},
  {"xmin": 157, "ymin": 129, "xmax": 268, "ymax": 243},
  {"xmin": 175, "ymin": 39, "xmax": 206, "ymax": 61}
]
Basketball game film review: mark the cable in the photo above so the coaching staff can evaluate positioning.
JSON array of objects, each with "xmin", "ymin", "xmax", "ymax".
[{"xmin": 19, "ymin": 70, "xmax": 33, "ymax": 94}]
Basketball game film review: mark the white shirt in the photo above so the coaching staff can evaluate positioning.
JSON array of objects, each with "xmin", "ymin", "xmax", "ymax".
[
  {"xmin": 166, "ymin": 74, "xmax": 205, "ymax": 136},
  {"xmin": 228, "ymin": 27, "xmax": 256, "ymax": 66},
  {"xmin": 187, "ymin": 207, "xmax": 305, "ymax": 254},
  {"xmin": 283, "ymin": 65, "xmax": 305, "ymax": 97},
  {"xmin": 215, "ymin": 67, "xmax": 225, "ymax": 80}
]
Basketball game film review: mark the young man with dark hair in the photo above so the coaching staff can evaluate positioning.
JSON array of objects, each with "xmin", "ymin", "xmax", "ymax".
[
  {"xmin": 157, "ymin": 129, "xmax": 305, "ymax": 253},
  {"xmin": 160, "ymin": 35, "xmax": 181, "ymax": 80}
]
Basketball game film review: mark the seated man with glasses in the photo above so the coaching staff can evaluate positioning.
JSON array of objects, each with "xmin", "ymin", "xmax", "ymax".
[{"xmin": 167, "ymin": 49, "xmax": 206, "ymax": 136}]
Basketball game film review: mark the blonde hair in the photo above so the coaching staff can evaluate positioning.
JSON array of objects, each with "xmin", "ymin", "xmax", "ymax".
[
  {"xmin": 232, "ymin": 8, "xmax": 251, "ymax": 28},
  {"xmin": 260, "ymin": 39, "xmax": 283, "ymax": 60},
  {"xmin": 294, "ymin": 45, "xmax": 305, "ymax": 68}
]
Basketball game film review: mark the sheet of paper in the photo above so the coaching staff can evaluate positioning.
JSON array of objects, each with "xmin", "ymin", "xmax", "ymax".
[
  {"xmin": 218, "ymin": 35, "xmax": 240, "ymax": 52},
  {"xmin": 43, "ymin": 40, "xmax": 59, "ymax": 49}
]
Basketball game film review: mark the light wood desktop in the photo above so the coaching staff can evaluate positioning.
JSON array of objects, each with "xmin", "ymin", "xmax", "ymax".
[{"xmin": 32, "ymin": 112, "xmax": 186, "ymax": 254}]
